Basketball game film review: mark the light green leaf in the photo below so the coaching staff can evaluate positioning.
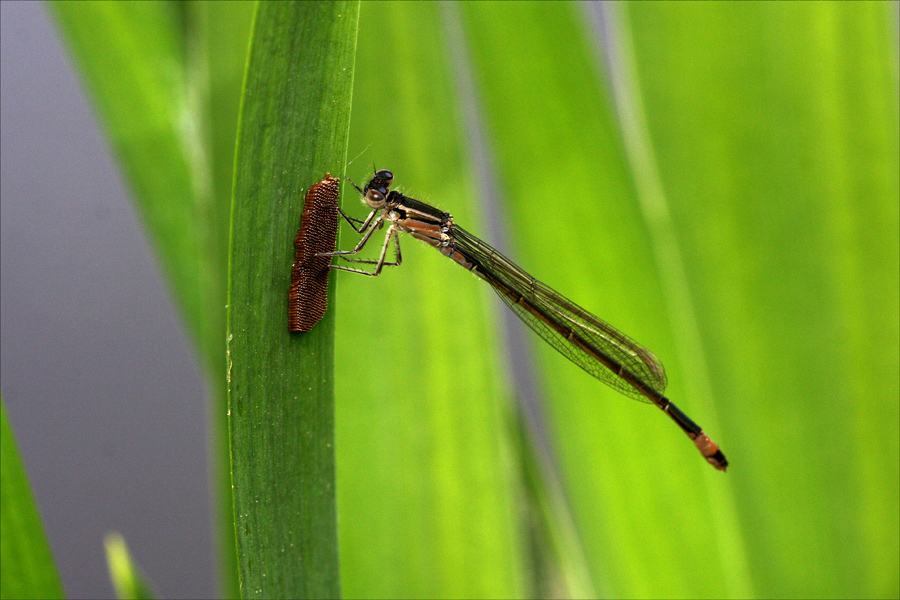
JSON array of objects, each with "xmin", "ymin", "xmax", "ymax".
[
  {"xmin": 104, "ymin": 533, "xmax": 156, "ymax": 600},
  {"xmin": 51, "ymin": 1, "xmax": 214, "ymax": 361},
  {"xmin": 227, "ymin": 2, "xmax": 358, "ymax": 598},
  {"xmin": 460, "ymin": 2, "xmax": 897, "ymax": 598},
  {"xmin": 1, "ymin": 398, "xmax": 64, "ymax": 600},
  {"xmin": 50, "ymin": 3, "xmax": 254, "ymax": 596},
  {"xmin": 626, "ymin": 3, "xmax": 899, "ymax": 597},
  {"xmin": 333, "ymin": 3, "xmax": 526, "ymax": 599}
]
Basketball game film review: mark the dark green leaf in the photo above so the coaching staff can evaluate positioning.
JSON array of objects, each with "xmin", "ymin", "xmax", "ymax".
[{"xmin": 228, "ymin": 2, "xmax": 358, "ymax": 598}]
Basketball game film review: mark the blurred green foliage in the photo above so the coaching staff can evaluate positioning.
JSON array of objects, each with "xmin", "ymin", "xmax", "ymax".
[
  {"xmin": 19, "ymin": 1, "xmax": 897, "ymax": 599},
  {"xmin": 1, "ymin": 398, "xmax": 64, "ymax": 600},
  {"xmin": 338, "ymin": 2, "xmax": 898, "ymax": 598},
  {"xmin": 104, "ymin": 533, "xmax": 156, "ymax": 600}
]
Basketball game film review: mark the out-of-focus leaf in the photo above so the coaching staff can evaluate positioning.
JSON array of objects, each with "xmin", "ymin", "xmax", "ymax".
[
  {"xmin": 334, "ymin": 3, "xmax": 525, "ymax": 599},
  {"xmin": 104, "ymin": 532, "xmax": 155, "ymax": 600},
  {"xmin": 459, "ymin": 1, "xmax": 897, "ymax": 598},
  {"xmin": 626, "ymin": 3, "xmax": 899, "ymax": 597},
  {"xmin": 460, "ymin": 4, "xmax": 729, "ymax": 597},
  {"xmin": 50, "ymin": 3, "xmax": 255, "ymax": 596},
  {"xmin": 1, "ymin": 397, "xmax": 64, "ymax": 600},
  {"xmin": 52, "ymin": 2, "xmax": 214, "ymax": 362}
]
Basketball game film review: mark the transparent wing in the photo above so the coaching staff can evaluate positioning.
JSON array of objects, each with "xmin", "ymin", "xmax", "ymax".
[{"xmin": 452, "ymin": 225, "xmax": 667, "ymax": 402}]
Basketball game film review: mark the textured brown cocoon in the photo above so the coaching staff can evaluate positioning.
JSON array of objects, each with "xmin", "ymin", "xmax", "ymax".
[{"xmin": 288, "ymin": 175, "xmax": 340, "ymax": 332}]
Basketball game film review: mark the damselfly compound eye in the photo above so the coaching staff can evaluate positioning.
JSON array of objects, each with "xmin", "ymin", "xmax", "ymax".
[
  {"xmin": 365, "ymin": 189, "xmax": 386, "ymax": 208},
  {"xmin": 373, "ymin": 169, "xmax": 393, "ymax": 184},
  {"xmin": 366, "ymin": 169, "xmax": 393, "ymax": 196}
]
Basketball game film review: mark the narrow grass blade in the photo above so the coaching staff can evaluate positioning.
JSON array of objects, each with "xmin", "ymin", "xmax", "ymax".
[
  {"xmin": 0, "ymin": 397, "xmax": 64, "ymax": 600},
  {"xmin": 104, "ymin": 533, "xmax": 156, "ymax": 600},
  {"xmin": 461, "ymin": 4, "xmax": 692, "ymax": 597},
  {"xmin": 227, "ymin": 2, "xmax": 359, "ymax": 598},
  {"xmin": 51, "ymin": 2, "xmax": 217, "ymax": 363}
]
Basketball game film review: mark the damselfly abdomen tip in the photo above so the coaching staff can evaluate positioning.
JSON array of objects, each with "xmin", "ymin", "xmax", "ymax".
[{"xmin": 693, "ymin": 433, "xmax": 728, "ymax": 471}]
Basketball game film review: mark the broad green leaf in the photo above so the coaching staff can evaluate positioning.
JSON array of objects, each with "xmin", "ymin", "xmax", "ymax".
[
  {"xmin": 104, "ymin": 533, "xmax": 156, "ymax": 600},
  {"xmin": 227, "ymin": 2, "xmax": 358, "ymax": 598},
  {"xmin": 51, "ymin": 3, "xmax": 254, "ymax": 596},
  {"xmin": 460, "ymin": 2, "xmax": 897, "ymax": 599},
  {"xmin": 626, "ymin": 3, "xmax": 899, "ymax": 598},
  {"xmin": 334, "ymin": 3, "xmax": 525, "ymax": 599},
  {"xmin": 1, "ymin": 398, "xmax": 64, "ymax": 600}
]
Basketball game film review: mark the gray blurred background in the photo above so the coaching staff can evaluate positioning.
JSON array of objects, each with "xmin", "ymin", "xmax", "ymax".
[{"xmin": 1, "ymin": 2, "xmax": 214, "ymax": 597}]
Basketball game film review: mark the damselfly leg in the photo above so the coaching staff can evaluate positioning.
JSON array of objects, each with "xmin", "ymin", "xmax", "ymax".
[{"xmin": 318, "ymin": 199, "xmax": 403, "ymax": 275}]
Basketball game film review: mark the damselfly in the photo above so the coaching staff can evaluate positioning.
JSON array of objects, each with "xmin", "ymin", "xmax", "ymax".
[{"xmin": 320, "ymin": 170, "xmax": 728, "ymax": 471}]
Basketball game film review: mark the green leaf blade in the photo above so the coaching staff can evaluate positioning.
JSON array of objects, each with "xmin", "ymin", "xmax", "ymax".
[
  {"xmin": 50, "ymin": 1, "xmax": 210, "ymax": 358},
  {"xmin": 461, "ymin": 2, "xmax": 898, "ymax": 598},
  {"xmin": 51, "ymin": 4, "xmax": 255, "ymax": 596},
  {"xmin": 334, "ymin": 3, "xmax": 526, "ymax": 599},
  {"xmin": 1, "ymin": 398, "xmax": 65, "ymax": 600},
  {"xmin": 460, "ymin": 4, "xmax": 713, "ymax": 597},
  {"xmin": 627, "ymin": 3, "xmax": 899, "ymax": 597},
  {"xmin": 228, "ymin": 2, "xmax": 359, "ymax": 598}
]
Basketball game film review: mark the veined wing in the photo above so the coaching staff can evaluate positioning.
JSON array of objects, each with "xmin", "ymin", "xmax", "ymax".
[{"xmin": 451, "ymin": 225, "xmax": 667, "ymax": 402}]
